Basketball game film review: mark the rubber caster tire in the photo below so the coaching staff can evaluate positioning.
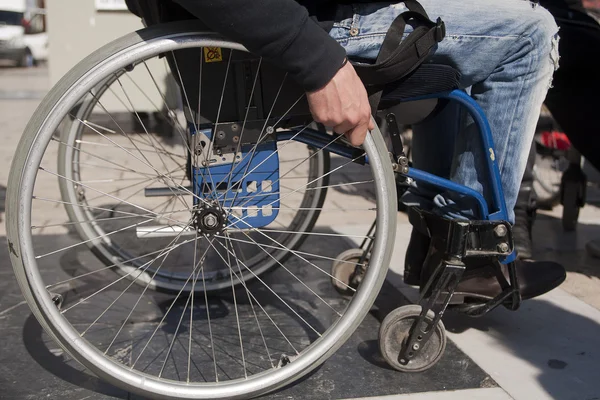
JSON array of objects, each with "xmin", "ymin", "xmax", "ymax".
[
  {"xmin": 561, "ymin": 180, "xmax": 582, "ymax": 232},
  {"xmin": 331, "ymin": 248, "xmax": 366, "ymax": 296},
  {"xmin": 379, "ymin": 305, "xmax": 446, "ymax": 372}
]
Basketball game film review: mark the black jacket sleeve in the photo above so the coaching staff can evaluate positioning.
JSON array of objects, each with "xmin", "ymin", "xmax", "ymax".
[{"xmin": 173, "ymin": 0, "xmax": 347, "ymax": 91}]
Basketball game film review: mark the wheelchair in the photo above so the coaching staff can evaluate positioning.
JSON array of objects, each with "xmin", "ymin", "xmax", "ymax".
[{"xmin": 6, "ymin": 21, "xmax": 521, "ymax": 400}]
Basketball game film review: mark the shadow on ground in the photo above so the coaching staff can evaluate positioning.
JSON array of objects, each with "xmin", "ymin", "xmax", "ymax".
[
  {"xmin": 534, "ymin": 211, "xmax": 600, "ymax": 281},
  {"xmin": 2, "ymin": 225, "xmax": 492, "ymax": 400}
]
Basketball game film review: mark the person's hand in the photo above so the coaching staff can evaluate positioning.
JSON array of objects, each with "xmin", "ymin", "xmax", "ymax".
[{"xmin": 306, "ymin": 61, "xmax": 374, "ymax": 146}]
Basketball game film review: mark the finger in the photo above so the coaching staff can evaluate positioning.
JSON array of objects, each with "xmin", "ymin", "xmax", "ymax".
[
  {"xmin": 368, "ymin": 116, "xmax": 375, "ymax": 131},
  {"xmin": 333, "ymin": 120, "xmax": 356, "ymax": 135},
  {"xmin": 346, "ymin": 121, "xmax": 369, "ymax": 147}
]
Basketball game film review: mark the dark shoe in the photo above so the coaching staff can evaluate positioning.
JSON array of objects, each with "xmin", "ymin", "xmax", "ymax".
[
  {"xmin": 404, "ymin": 229, "xmax": 430, "ymax": 285},
  {"xmin": 513, "ymin": 186, "xmax": 536, "ymax": 260},
  {"xmin": 513, "ymin": 210, "xmax": 534, "ymax": 259},
  {"xmin": 450, "ymin": 259, "xmax": 566, "ymax": 302}
]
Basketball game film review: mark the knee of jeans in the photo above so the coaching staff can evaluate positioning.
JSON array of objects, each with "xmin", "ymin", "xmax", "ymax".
[{"xmin": 528, "ymin": 5, "xmax": 560, "ymax": 73}]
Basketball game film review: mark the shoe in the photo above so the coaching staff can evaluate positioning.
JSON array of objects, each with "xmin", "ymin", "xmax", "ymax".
[
  {"xmin": 403, "ymin": 228, "xmax": 430, "ymax": 285},
  {"xmin": 513, "ymin": 209, "xmax": 534, "ymax": 260},
  {"xmin": 442, "ymin": 258, "xmax": 566, "ymax": 302},
  {"xmin": 513, "ymin": 186, "xmax": 536, "ymax": 260}
]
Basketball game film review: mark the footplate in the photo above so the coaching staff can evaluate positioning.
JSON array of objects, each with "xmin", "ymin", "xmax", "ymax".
[{"xmin": 191, "ymin": 125, "xmax": 280, "ymax": 229}]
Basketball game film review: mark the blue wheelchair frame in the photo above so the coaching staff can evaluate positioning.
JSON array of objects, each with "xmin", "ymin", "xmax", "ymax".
[
  {"xmin": 278, "ymin": 89, "xmax": 517, "ymax": 264},
  {"xmin": 192, "ymin": 88, "xmax": 516, "ymax": 261}
]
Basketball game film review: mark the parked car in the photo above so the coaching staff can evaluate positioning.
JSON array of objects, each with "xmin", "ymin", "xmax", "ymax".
[{"xmin": 0, "ymin": 0, "xmax": 47, "ymax": 67}]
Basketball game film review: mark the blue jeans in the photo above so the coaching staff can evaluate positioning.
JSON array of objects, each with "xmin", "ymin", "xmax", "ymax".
[{"xmin": 329, "ymin": 0, "xmax": 559, "ymax": 223}]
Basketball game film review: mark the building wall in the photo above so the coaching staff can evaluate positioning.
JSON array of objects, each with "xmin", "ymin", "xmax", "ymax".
[
  {"xmin": 46, "ymin": 0, "xmax": 174, "ymax": 113},
  {"xmin": 47, "ymin": 0, "xmax": 142, "ymax": 85}
]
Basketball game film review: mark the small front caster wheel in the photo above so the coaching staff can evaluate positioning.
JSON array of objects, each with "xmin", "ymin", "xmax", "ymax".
[
  {"xmin": 379, "ymin": 305, "xmax": 446, "ymax": 372},
  {"xmin": 331, "ymin": 248, "xmax": 367, "ymax": 295}
]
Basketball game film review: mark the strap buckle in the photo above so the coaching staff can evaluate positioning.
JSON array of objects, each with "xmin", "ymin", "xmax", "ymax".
[{"xmin": 434, "ymin": 17, "xmax": 446, "ymax": 42}]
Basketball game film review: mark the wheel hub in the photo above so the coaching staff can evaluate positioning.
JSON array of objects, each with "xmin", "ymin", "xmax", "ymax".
[{"xmin": 195, "ymin": 206, "xmax": 227, "ymax": 237}]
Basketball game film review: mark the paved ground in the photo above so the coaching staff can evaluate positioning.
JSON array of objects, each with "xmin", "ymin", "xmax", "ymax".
[{"xmin": 0, "ymin": 64, "xmax": 599, "ymax": 400}]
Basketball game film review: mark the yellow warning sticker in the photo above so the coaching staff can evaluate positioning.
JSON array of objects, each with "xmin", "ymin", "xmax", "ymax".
[{"xmin": 204, "ymin": 47, "xmax": 223, "ymax": 63}]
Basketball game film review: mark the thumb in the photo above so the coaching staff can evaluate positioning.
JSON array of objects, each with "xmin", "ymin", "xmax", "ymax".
[{"xmin": 368, "ymin": 117, "xmax": 375, "ymax": 131}]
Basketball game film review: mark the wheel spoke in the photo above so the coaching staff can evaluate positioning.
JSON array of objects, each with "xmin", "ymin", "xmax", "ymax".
[
  {"xmin": 72, "ymin": 100, "xmax": 199, "ymax": 209},
  {"xmin": 225, "ymin": 152, "xmax": 365, "ymax": 231},
  {"xmin": 218, "ymin": 96, "xmax": 307, "ymax": 212},
  {"xmin": 55, "ymin": 136, "xmax": 170, "ymax": 181},
  {"xmin": 224, "ymin": 238, "xmax": 247, "ymax": 378},
  {"xmin": 237, "ymin": 231, "xmax": 341, "ymax": 316},
  {"xmin": 114, "ymin": 75, "xmax": 194, "ymax": 215},
  {"xmin": 198, "ymin": 239, "xmax": 219, "ymax": 381},
  {"xmin": 104, "ymin": 221, "xmax": 195, "ymax": 354},
  {"xmin": 170, "ymin": 52, "xmax": 220, "ymax": 204},
  {"xmin": 207, "ymin": 238, "xmax": 299, "ymax": 355},
  {"xmin": 220, "ymin": 58, "xmax": 262, "ymax": 207},
  {"xmin": 38, "ymin": 167, "xmax": 188, "ymax": 227},
  {"xmin": 226, "ymin": 234, "xmax": 274, "ymax": 369},
  {"xmin": 233, "ymin": 133, "xmax": 344, "ymax": 211},
  {"xmin": 131, "ymin": 239, "xmax": 212, "ymax": 369},
  {"xmin": 36, "ymin": 216, "xmax": 158, "ymax": 259},
  {"xmin": 45, "ymin": 243, "xmax": 193, "ymax": 290},
  {"xmin": 210, "ymin": 239, "xmax": 322, "ymax": 338},
  {"xmin": 60, "ymin": 233, "xmax": 196, "ymax": 314},
  {"xmin": 32, "ymin": 208, "xmax": 188, "ymax": 230},
  {"xmin": 215, "ymin": 232, "xmax": 359, "ymax": 292},
  {"xmin": 74, "ymin": 138, "xmax": 186, "ymax": 161},
  {"xmin": 212, "ymin": 73, "xmax": 291, "ymax": 209},
  {"xmin": 187, "ymin": 231, "xmax": 200, "ymax": 383}
]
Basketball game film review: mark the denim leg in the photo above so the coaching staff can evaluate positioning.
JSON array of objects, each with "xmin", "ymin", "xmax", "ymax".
[
  {"xmin": 407, "ymin": 101, "xmax": 474, "ymax": 219},
  {"xmin": 330, "ymin": 0, "xmax": 559, "ymax": 223},
  {"xmin": 411, "ymin": 102, "xmax": 461, "ymax": 180}
]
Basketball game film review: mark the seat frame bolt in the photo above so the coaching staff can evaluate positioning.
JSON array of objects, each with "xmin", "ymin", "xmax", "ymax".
[{"xmin": 494, "ymin": 225, "xmax": 507, "ymax": 237}]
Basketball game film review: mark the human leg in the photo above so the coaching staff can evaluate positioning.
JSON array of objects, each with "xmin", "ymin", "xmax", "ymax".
[
  {"xmin": 330, "ymin": 0, "xmax": 559, "ymax": 223},
  {"xmin": 331, "ymin": 1, "xmax": 564, "ymax": 295}
]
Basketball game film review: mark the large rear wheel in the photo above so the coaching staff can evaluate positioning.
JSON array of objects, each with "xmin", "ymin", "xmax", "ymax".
[{"xmin": 7, "ymin": 22, "xmax": 397, "ymax": 399}]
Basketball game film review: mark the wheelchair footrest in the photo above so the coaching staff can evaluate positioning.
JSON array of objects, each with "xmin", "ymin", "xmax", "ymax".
[
  {"xmin": 407, "ymin": 207, "xmax": 514, "ymax": 258},
  {"xmin": 407, "ymin": 206, "xmax": 521, "ymax": 322}
]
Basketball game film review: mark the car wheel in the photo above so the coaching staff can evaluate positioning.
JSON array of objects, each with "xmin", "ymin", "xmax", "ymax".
[{"xmin": 18, "ymin": 49, "xmax": 34, "ymax": 68}]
